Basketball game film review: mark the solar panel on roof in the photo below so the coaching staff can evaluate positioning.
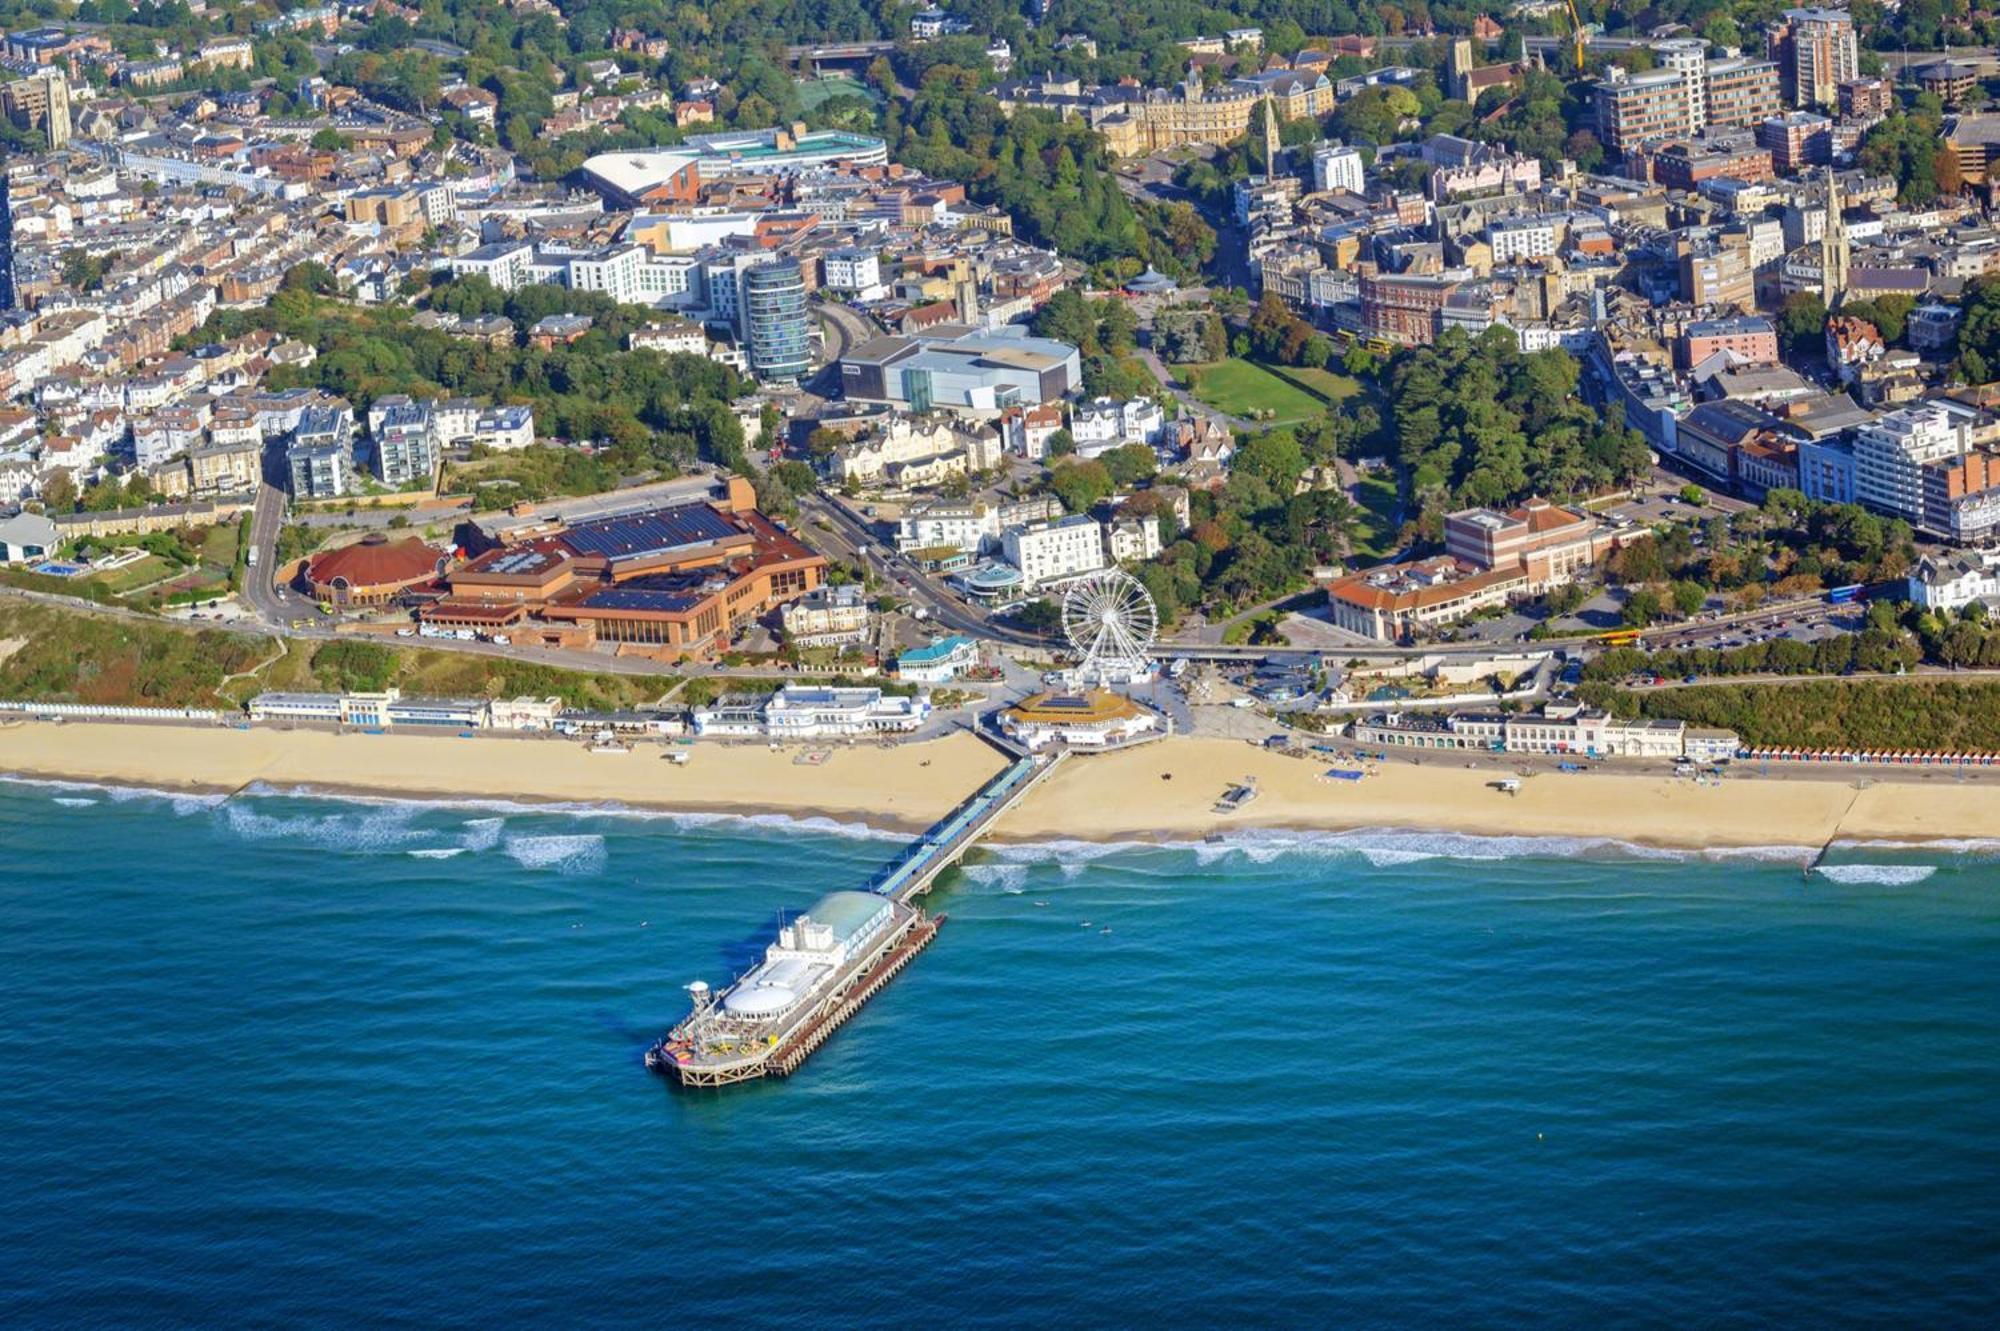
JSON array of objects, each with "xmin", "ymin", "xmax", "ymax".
[
  {"xmin": 582, "ymin": 587, "xmax": 707, "ymax": 613},
  {"xmin": 559, "ymin": 504, "xmax": 738, "ymax": 561}
]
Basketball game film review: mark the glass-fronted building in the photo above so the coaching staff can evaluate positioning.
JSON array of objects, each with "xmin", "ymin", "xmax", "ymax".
[{"xmin": 744, "ymin": 259, "xmax": 810, "ymax": 382}]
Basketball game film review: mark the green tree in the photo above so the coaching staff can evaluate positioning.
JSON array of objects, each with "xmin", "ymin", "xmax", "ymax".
[
  {"xmin": 1621, "ymin": 587, "xmax": 1663, "ymax": 627},
  {"xmin": 1778, "ymin": 292, "xmax": 1828, "ymax": 358},
  {"xmin": 1098, "ymin": 442, "xmax": 1157, "ymax": 488},
  {"xmin": 1049, "ymin": 459, "xmax": 1114, "ymax": 513}
]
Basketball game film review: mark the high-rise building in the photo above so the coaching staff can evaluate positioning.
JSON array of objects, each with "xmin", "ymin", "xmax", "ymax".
[
  {"xmin": 1311, "ymin": 142, "xmax": 1365, "ymax": 195},
  {"xmin": 1, "ymin": 68, "xmax": 70, "ymax": 149},
  {"xmin": 1854, "ymin": 404, "xmax": 1964, "ymax": 523},
  {"xmin": 1594, "ymin": 68, "xmax": 1694, "ymax": 157},
  {"xmin": 1769, "ymin": 8, "xmax": 1860, "ymax": 109},
  {"xmin": 1703, "ymin": 57, "xmax": 1783, "ymax": 131},
  {"xmin": 371, "ymin": 399, "xmax": 438, "ymax": 487},
  {"xmin": 743, "ymin": 259, "xmax": 810, "ymax": 382},
  {"xmin": 1653, "ymin": 39, "xmax": 1710, "ymax": 131}
]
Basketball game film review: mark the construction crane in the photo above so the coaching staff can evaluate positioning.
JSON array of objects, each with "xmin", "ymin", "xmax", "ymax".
[{"xmin": 1564, "ymin": 0, "xmax": 1587, "ymax": 73}]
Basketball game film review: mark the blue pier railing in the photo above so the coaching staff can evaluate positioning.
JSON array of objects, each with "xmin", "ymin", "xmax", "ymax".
[{"xmin": 867, "ymin": 757, "xmax": 1039, "ymax": 900}]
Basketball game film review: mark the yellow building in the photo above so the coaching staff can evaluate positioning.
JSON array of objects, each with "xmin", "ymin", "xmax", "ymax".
[{"xmin": 1094, "ymin": 68, "xmax": 1333, "ymax": 157}]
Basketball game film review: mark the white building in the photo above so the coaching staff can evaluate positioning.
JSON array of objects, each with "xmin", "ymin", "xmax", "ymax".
[
  {"xmin": 1907, "ymin": 550, "xmax": 2000, "ymax": 612},
  {"xmin": 832, "ymin": 416, "xmax": 1004, "ymax": 488},
  {"xmin": 0, "ymin": 510, "xmax": 57, "ymax": 563},
  {"xmin": 630, "ymin": 321, "xmax": 710, "ymax": 357},
  {"xmin": 1070, "ymin": 396, "xmax": 1166, "ymax": 457},
  {"xmin": 566, "ymin": 245, "xmax": 648, "ymax": 304},
  {"xmin": 1488, "ymin": 215, "xmax": 1561, "ymax": 264},
  {"xmin": 472, "ymin": 406, "xmax": 536, "ymax": 452},
  {"xmin": 1003, "ymin": 514, "xmax": 1107, "ymax": 588},
  {"xmin": 1312, "ymin": 142, "xmax": 1366, "ymax": 195},
  {"xmin": 693, "ymin": 685, "xmax": 930, "ymax": 737},
  {"xmin": 895, "ymin": 494, "xmax": 1063, "ymax": 554},
  {"xmin": 1103, "ymin": 515, "xmax": 1163, "ymax": 564},
  {"xmin": 1351, "ymin": 702, "xmax": 1738, "ymax": 761},
  {"xmin": 1002, "ymin": 403, "xmax": 1064, "ymax": 460},
  {"xmin": 1854, "ymin": 403, "xmax": 1963, "ymax": 522},
  {"xmin": 894, "ymin": 634, "xmax": 981, "ymax": 683},
  {"xmin": 822, "ymin": 247, "xmax": 886, "ymax": 301},
  {"xmin": 370, "ymin": 397, "xmax": 438, "ymax": 486}
]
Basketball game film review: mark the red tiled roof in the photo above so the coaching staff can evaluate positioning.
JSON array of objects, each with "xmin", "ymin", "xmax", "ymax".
[{"xmin": 306, "ymin": 535, "xmax": 446, "ymax": 590}]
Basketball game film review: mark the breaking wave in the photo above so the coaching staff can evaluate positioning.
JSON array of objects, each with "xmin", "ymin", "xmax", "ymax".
[
  {"xmin": 503, "ymin": 834, "xmax": 607, "ymax": 875},
  {"xmin": 989, "ymin": 827, "xmax": 1823, "ymax": 869},
  {"xmin": 1812, "ymin": 864, "xmax": 1938, "ymax": 886}
]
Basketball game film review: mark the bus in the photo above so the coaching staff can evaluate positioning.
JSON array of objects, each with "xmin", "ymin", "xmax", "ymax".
[
  {"xmin": 1825, "ymin": 584, "xmax": 1866, "ymax": 605},
  {"xmin": 1596, "ymin": 628, "xmax": 1644, "ymax": 647}
]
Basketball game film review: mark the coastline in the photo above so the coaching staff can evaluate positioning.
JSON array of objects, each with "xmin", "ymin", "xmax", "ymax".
[{"xmin": 3, "ymin": 722, "xmax": 1999, "ymax": 852}]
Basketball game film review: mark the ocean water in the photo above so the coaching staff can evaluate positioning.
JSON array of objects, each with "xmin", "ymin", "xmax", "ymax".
[{"xmin": 4, "ymin": 780, "xmax": 2000, "ymax": 1326}]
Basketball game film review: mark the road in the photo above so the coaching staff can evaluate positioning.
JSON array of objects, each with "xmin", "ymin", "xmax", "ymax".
[
  {"xmin": 799, "ymin": 492, "xmax": 1055, "ymax": 650},
  {"xmin": 242, "ymin": 479, "xmax": 290, "ymax": 623},
  {"xmin": 806, "ymin": 300, "xmax": 881, "ymax": 398}
]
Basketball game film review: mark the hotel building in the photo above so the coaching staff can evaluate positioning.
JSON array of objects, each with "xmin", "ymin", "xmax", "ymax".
[{"xmin": 1327, "ymin": 499, "xmax": 1635, "ymax": 641}]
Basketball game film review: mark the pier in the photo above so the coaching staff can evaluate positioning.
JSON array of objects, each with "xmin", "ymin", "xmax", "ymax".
[{"xmin": 648, "ymin": 744, "xmax": 1063, "ymax": 1088}]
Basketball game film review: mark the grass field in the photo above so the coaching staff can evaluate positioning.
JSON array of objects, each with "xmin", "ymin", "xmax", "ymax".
[
  {"xmin": 197, "ymin": 522, "xmax": 243, "ymax": 567},
  {"xmin": 88, "ymin": 553, "xmax": 176, "ymax": 595},
  {"xmin": 1176, "ymin": 358, "xmax": 1325, "ymax": 424},
  {"xmin": 1350, "ymin": 471, "xmax": 1403, "ymax": 561},
  {"xmin": 1277, "ymin": 366, "xmax": 1366, "ymax": 403}
]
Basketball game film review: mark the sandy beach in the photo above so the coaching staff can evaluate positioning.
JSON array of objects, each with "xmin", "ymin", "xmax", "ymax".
[{"xmin": 4, "ymin": 721, "xmax": 1998, "ymax": 851}]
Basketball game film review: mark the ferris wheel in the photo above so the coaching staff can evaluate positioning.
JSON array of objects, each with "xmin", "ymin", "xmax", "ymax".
[{"xmin": 1061, "ymin": 569, "xmax": 1159, "ymax": 685}]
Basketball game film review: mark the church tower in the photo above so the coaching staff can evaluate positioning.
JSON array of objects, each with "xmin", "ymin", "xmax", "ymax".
[
  {"xmin": 1820, "ymin": 165, "xmax": 1849, "ymax": 307},
  {"xmin": 1262, "ymin": 90, "xmax": 1281, "ymax": 172}
]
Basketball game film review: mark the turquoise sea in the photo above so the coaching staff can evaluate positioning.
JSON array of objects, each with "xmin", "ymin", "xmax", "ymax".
[{"xmin": 3, "ymin": 778, "xmax": 1999, "ymax": 1326}]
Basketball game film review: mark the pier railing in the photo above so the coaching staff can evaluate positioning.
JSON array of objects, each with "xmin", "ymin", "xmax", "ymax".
[{"xmin": 866, "ymin": 753, "xmax": 1057, "ymax": 902}]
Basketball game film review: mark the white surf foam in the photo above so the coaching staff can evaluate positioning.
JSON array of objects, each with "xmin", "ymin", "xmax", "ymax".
[
  {"xmin": 1813, "ymin": 864, "xmax": 1938, "ymax": 886},
  {"xmin": 503, "ymin": 833, "xmax": 606, "ymax": 875},
  {"xmin": 958, "ymin": 862, "xmax": 1030, "ymax": 893},
  {"xmin": 993, "ymin": 826, "xmax": 1822, "ymax": 869},
  {"xmin": 218, "ymin": 800, "xmax": 429, "ymax": 853},
  {"xmin": 458, "ymin": 817, "xmax": 506, "ymax": 852},
  {"xmin": 407, "ymin": 847, "xmax": 468, "ymax": 859},
  {"xmin": 52, "ymin": 796, "xmax": 98, "ymax": 807},
  {"xmin": 2, "ymin": 773, "xmax": 229, "ymax": 816},
  {"xmin": 1835, "ymin": 837, "xmax": 2000, "ymax": 856},
  {"xmin": 226, "ymin": 784, "xmax": 913, "ymax": 844}
]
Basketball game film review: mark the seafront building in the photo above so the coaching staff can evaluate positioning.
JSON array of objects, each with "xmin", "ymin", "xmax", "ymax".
[
  {"xmin": 418, "ymin": 477, "xmax": 826, "ymax": 661},
  {"xmin": 1350, "ymin": 703, "xmax": 1740, "ymax": 762},
  {"xmin": 247, "ymin": 690, "xmax": 563, "ymax": 730},
  {"xmin": 894, "ymin": 635, "xmax": 981, "ymax": 683},
  {"xmin": 999, "ymin": 690, "xmax": 1162, "ymax": 751},
  {"xmin": 691, "ymin": 685, "xmax": 930, "ymax": 737}
]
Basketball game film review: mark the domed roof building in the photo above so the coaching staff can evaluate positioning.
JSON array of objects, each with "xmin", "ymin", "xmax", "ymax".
[{"xmin": 301, "ymin": 535, "xmax": 450, "ymax": 606}]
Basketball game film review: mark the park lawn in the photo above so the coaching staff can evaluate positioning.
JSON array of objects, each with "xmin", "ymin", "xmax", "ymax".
[
  {"xmin": 1350, "ymin": 472, "xmax": 1403, "ymax": 562},
  {"xmin": 1280, "ymin": 366, "xmax": 1366, "ymax": 403},
  {"xmin": 1176, "ymin": 358, "xmax": 1325, "ymax": 424}
]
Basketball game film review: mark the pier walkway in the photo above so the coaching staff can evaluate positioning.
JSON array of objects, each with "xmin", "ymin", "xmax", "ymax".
[{"xmin": 867, "ymin": 749, "xmax": 1062, "ymax": 904}]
